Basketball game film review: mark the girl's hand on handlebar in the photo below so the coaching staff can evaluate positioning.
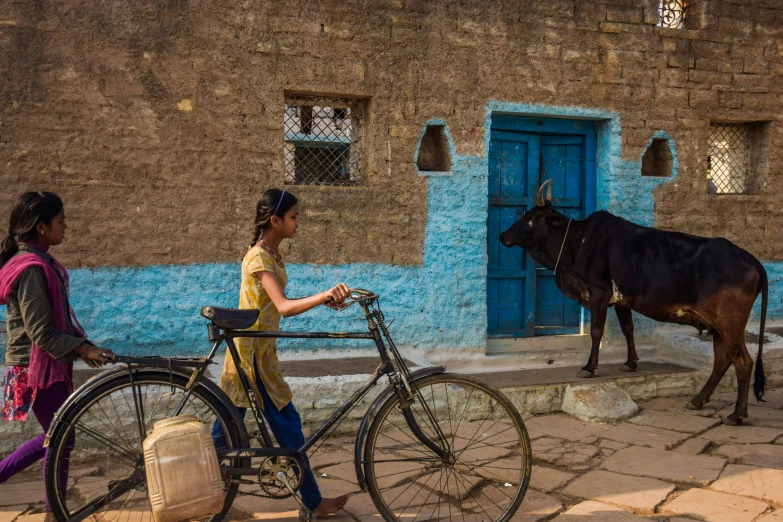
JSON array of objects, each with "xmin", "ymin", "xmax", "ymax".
[
  {"xmin": 74, "ymin": 344, "xmax": 115, "ymax": 368},
  {"xmin": 324, "ymin": 283, "xmax": 350, "ymax": 307}
]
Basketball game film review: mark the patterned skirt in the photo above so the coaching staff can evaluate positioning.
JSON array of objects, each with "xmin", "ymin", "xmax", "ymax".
[
  {"xmin": 2, "ymin": 366, "xmax": 37, "ymax": 421},
  {"xmin": 2, "ymin": 366, "xmax": 73, "ymax": 422}
]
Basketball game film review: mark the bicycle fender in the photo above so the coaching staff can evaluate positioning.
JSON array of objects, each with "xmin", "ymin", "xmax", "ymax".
[
  {"xmin": 353, "ymin": 366, "xmax": 445, "ymax": 490},
  {"xmin": 52, "ymin": 360, "xmax": 215, "ymax": 427}
]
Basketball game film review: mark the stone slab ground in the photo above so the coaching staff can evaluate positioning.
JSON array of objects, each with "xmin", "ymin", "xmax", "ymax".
[{"xmin": 1, "ymin": 388, "xmax": 782, "ymax": 521}]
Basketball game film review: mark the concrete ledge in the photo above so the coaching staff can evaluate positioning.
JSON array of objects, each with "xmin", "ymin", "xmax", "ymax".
[{"xmin": 653, "ymin": 324, "xmax": 783, "ymax": 370}]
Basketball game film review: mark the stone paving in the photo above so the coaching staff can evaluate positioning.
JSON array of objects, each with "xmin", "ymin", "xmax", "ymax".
[{"xmin": 1, "ymin": 389, "xmax": 783, "ymax": 521}]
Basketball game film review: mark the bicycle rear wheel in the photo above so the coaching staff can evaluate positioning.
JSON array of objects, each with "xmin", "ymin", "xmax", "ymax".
[
  {"xmin": 45, "ymin": 369, "xmax": 249, "ymax": 522},
  {"xmin": 364, "ymin": 373, "xmax": 531, "ymax": 522}
]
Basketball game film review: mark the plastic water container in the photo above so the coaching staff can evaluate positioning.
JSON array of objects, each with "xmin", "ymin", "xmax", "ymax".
[{"xmin": 143, "ymin": 415, "xmax": 224, "ymax": 522}]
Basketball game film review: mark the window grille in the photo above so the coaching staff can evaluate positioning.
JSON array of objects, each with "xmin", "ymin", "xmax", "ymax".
[
  {"xmin": 707, "ymin": 124, "xmax": 749, "ymax": 195},
  {"xmin": 658, "ymin": 0, "xmax": 686, "ymax": 29},
  {"xmin": 283, "ymin": 94, "xmax": 365, "ymax": 186}
]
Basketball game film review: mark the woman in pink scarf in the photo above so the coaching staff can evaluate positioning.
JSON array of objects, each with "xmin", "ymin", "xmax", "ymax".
[{"xmin": 0, "ymin": 192, "xmax": 114, "ymax": 521}]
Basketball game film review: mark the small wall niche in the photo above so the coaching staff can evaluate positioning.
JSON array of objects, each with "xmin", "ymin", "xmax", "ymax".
[
  {"xmin": 416, "ymin": 124, "xmax": 452, "ymax": 172},
  {"xmin": 641, "ymin": 138, "xmax": 674, "ymax": 177}
]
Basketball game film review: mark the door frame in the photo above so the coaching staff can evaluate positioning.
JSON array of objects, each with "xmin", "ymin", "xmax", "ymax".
[{"xmin": 487, "ymin": 114, "xmax": 598, "ymax": 339}]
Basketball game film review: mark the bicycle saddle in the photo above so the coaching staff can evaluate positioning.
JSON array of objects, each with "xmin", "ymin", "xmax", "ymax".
[{"xmin": 200, "ymin": 306, "xmax": 260, "ymax": 329}]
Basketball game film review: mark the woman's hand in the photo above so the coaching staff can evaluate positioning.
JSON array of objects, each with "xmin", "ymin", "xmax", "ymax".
[
  {"xmin": 324, "ymin": 283, "xmax": 350, "ymax": 308},
  {"xmin": 74, "ymin": 344, "xmax": 115, "ymax": 368}
]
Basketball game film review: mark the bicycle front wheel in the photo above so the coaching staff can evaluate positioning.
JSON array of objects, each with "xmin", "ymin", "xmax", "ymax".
[
  {"xmin": 45, "ymin": 369, "xmax": 249, "ymax": 522},
  {"xmin": 364, "ymin": 373, "xmax": 531, "ymax": 522}
]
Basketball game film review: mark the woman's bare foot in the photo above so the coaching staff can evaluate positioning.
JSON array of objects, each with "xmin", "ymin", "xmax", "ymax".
[
  {"xmin": 43, "ymin": 512, "xmax": 56, "ymax": 522},
  {"xmin": 312, "ymin": 495, "xmax": 349, "ymax": 516}
]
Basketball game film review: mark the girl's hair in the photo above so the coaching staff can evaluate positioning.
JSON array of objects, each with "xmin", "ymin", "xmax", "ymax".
[
  {"xmin": 1, "ymin": 192, "xmax": 64, "ymax": 268},
  {"xmin": 251, "ymin": 189, "xmax": 298, "ymax": 246}
]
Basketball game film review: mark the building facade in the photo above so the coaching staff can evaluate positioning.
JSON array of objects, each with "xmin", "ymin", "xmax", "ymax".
[{"xmin": 1, "ymin": 0, "xmax": 782, "ymax": 356}]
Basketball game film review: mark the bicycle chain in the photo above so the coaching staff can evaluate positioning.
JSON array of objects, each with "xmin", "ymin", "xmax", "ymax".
[{"xmin": 229, "ymin": 477, "xmax": 290, "ymax": 500}]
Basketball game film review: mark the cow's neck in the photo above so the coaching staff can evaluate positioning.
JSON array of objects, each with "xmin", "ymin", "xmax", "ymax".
[{"xmin": 533, "ymin": 218, "xmax": 583, "ymax": 275}]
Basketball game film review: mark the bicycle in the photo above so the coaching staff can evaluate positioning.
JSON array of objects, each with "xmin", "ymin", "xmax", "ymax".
[{"xmin": 44, "ymin": 289, "xmax": 532, "ymax": 522}]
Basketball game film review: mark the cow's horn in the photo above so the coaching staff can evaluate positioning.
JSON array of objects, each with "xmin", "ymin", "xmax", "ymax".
[{"xmin": 537, "ymin": 179, "xmax": 553, "ymax": 206}]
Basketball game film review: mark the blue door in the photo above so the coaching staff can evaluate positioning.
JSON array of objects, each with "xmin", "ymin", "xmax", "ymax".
[
  {"xmin": 487, "ymin": 132, "xmax": 540, "ymax": 337},
  {"xmin": 487, "ymin": 117, "xmax": 596, "ymax": 338}
]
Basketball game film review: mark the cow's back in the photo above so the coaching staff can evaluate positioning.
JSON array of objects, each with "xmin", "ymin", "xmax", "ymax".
[{"xmin": 577, "ymin": 212, "xmax": 758, "ymax": 315}]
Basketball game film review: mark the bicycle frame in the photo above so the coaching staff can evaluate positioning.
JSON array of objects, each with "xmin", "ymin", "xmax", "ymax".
[{"xmin": 144, "ymin": 292, "xmax": 450, "ymax": 470}]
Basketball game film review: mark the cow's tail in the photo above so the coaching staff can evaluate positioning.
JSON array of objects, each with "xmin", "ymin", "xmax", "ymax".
[{"xmin": 749, "ymin": 255, "xmax": 767, "ymax": 402}]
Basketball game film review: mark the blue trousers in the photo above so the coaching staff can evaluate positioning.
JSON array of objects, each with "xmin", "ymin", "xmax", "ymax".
[{"xmin": 212, "ymin": 378, "xmax": 322, "ymax": 511}]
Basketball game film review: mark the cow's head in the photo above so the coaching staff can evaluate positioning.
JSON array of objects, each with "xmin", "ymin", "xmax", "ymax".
[{"xmin": 499, "ymin": 179, "xmax": 561, "ymax": 249}]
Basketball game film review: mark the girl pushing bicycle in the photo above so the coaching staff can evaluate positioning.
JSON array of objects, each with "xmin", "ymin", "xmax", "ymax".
[
  {"xmin": 212, "ymin": 188, "xmax": 351, "ymax": 517},
  {"xmin": 0, "ymin": 192, "xmax": 113, "ymax": 521}
]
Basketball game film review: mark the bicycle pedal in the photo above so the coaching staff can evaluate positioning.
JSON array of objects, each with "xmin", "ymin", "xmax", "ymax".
[{"xmin": 298, "ymin": 508, "xmax": 316, "ymax": 521}]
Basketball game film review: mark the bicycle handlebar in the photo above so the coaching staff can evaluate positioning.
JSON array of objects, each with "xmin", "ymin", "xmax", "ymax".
[
  {"xmin": 324, "ymin": 288, "xmax": 378, "ymax": 309},
  {"xmin": 349, "ymin": 288, "xmax": 377, "ymax": 298}
]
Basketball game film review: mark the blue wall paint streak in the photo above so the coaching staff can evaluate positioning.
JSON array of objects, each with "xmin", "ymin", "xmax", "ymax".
[{"xmin": 2, "ymin": 104, "xmax": 780, "ymax": 356}]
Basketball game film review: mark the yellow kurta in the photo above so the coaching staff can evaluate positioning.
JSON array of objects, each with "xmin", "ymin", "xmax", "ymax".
[{"xmin": 218, "ymin": 246, "xmax": 293, "ymax": 410}]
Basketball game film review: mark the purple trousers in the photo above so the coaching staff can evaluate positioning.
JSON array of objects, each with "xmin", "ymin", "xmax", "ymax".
[{"xmin": 0, "ymin": 382, "xmax": 71, "ymax": 512}]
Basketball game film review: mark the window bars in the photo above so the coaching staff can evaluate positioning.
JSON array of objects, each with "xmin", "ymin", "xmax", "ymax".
[
  {"xmin": 659, "ymin": 0, "xmax": 686, "ymax": 29},
  {"xmin": 708, "ymin": 123, "xmax": 749, "ymax": 195},
  {"xmin": 283, "ymin": 94, "xmax": 365, "ymax": 186}
]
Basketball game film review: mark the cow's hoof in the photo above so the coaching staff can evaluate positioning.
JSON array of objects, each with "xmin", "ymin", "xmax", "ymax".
[
  {"xmin": 722, "ymin": 415, "xmax": 743, "ymax": 426},
  {"xmin": 686, "ymin": 400, "xmax": 702, "ymax": 410},
  {"xmin": 620, "ymin": 364, "xmax": 636, "ymax": 372},
  {"xmin": 576, "ymin": 370, "xmax": 594, "ymax": 378}
]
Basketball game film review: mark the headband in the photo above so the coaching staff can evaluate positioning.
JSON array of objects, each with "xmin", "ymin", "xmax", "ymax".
[{"xmin": 273, "ymin": 190, "xmax": 286, "ymax": 216}]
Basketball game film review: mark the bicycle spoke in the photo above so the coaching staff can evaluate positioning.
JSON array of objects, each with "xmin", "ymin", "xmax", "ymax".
[
  {"xmin": 71, "ymin": 422, "xmax": 140, "ymax": 463},
  {"xmin": 459, "ymin": 424, "xmax": 518, "ymax": 453},
  {"xmin": 397, "ymin": 466, "xmax": 441, "ymax": 517},
  {"xmin": 95, "ymin": 399, "xmax": 135, "ymax": 452},
  {"xmin": 144, "ymin": 385, "xmax": 171, "ymax": 426},
  {"xmin": 452, "ymin": 388, "xmax": 474, "ymax": 448},
  {"xmin": 447, "ymin": 466, "xmax": 469, "ymax": 522},
  {"xmin": 444, "ymin": 462, "xmax": 454, "ymax": 522},
  {"xmin": 452, "ymin": 471, "xmax": 495, "ymax": 522},
  {"xmin": 455, "ymin": 407, "xmax": 498, "ymax": 460},
  {"xmin": 411, "ymin": 465, "xmax": 445, "ymax": 521},
  {"xmin": 444, "ymin": 383, "xmax": 456, "ymax": 448},
  {"xmin": 369, "ymin": 458, "xmax": 440, "ymax": 464}
]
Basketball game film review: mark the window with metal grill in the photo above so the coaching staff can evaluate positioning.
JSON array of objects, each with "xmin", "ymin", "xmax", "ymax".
[
  {"xmin": 707, "ymin": 122, "xmax": 771, "ymax": 195},
  {"xmin": 283, "ymin": 94, "xmax": 365, "ymax": 186},
  {"xmin": 658, "ymin": 0, "xmax": 687, "ymax": 29},
  {"xmin": 708, "ymin": 124, "xmax": 749, "ymax": 194}
]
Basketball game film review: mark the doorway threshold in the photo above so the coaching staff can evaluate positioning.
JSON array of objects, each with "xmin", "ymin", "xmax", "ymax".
[{"xmin": 487, "ymin": 334, "xmax": 593, "ymax": 355}]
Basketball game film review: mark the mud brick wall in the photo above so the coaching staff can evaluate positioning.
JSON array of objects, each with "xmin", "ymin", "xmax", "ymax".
[{"xmin": 1, "ymin": 0, "xmax": 782, "ymax": 267}]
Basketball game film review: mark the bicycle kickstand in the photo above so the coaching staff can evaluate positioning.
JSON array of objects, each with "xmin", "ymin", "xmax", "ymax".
[{"xmin": 275, "ymin": 471, "xmax": 317, "ymax": 521}]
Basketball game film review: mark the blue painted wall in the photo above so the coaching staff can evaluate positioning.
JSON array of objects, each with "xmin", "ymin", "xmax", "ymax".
[{"xmin": 2, "ymin": 106, "xmax": 779, "ymax": 356}]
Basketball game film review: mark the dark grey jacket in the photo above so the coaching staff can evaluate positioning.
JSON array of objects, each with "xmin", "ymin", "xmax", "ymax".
[{"xmin": 3, "ymin": 244, "xmax": 84, "ymax": 366}]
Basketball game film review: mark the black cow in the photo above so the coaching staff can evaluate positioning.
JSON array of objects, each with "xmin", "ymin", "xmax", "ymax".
[{"xmin": 500, "ymin": 180, "xmax": 768, "ymax": 426}]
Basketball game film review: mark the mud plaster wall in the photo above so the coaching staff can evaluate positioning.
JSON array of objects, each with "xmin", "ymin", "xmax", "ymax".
[
  {"xmin": 2, "ymin": 0, "xmax": 783, "ymax": 266},
  {"xmin": 2, "ymin": 0, "xmax": 783, "ymax": 354}
]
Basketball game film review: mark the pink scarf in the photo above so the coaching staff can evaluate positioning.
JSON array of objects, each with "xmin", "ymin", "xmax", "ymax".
[{"xmin": 0, "ymin": 243, "xmax": 83, "ymax": 389}]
